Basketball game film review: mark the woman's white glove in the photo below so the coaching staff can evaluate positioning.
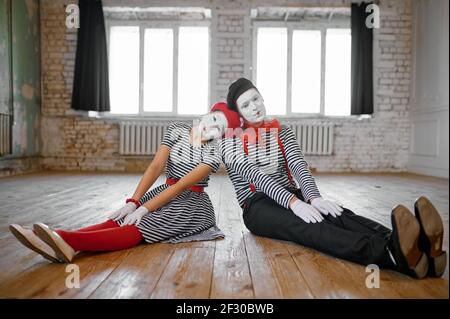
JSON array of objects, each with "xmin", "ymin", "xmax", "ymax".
[
  {"xmin": 108, "ymin": 202, "xmax": 137, "ymax": 221},
  {"xmin": 122, "ymin": 206, "xmax": 149, "ymax": 226},
  {"xmin": 311, "ymin": 197, "xmax": 343, "ymax": 218},
  {"xmin": 290, "ymin": 199, "xmax": 324, "ymax": 223}
]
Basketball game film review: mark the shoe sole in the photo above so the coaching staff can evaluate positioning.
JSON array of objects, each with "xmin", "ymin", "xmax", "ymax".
[
  {"xmin": 9, "ymin": 225, "xmax": 60, "ymax": 263},
  {"xmin": 392, "ymin": 205, "xmax": 428, "ymax": 279},
  {"xmin": 414, "ymin": 196, "xmax": 447, "ymax": 277},
  {"xmin": 33, "ymin": 223, "xmax": 72, "ymax": 263}
]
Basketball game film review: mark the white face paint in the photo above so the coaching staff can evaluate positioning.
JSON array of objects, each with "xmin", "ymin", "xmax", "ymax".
[
  {"xmin": 236, "ymin": 88, "xmax": 266, "ymax": 124},
  {"xmin": 198, "ymin": 111, "xmax": 228, "ymax": 141}
]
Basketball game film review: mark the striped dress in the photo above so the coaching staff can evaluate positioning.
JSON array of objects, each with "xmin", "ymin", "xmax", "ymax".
[
  {"xmin": 116, "ymin": 122, "xmax": 223, "ymax": 244},
  {"xmin": 220, "ymin": 125, "xmax": 322, "ymax": 209}
]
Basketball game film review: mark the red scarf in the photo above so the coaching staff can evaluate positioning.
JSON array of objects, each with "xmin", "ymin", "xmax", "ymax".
[{"xmin": 241, "ymin": 119, "xmax": 293, "ymax": 192}]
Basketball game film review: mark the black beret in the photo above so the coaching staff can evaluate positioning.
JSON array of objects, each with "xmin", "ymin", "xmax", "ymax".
[{"xmin": 226, "ymin": 78, "xmax": 258, "ymax": 112}]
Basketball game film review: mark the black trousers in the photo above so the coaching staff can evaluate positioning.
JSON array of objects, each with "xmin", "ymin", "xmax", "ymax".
[{"xmin": 243, "ymin": 189, "xmax": 395, "ymax": 268}]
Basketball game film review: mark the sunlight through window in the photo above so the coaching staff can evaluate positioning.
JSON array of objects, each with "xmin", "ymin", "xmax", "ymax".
[
  {"xmin": 256, "ymin": 28, "xmax": 287, "ymax": 115},
  {"xmin": 144, "ymin": 28, "xmax": 174, "ymax": 112},
  {"xmin": 325, "ymin": 28, "xmax": 351, "ymax": 116},
  {"xmin": 292, "ymin": 30, "xmax": 321, "ymax": 114},
  {"xmin": 177, "ymin": 27, "xmax": 209, "ymax": 115},
  {"xmin": 109, "ymin": 26, "xmax": 140, "ymax": 114}
]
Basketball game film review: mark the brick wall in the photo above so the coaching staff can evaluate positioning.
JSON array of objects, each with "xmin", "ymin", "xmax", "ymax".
[{"xmin": 35, "ymin": 0, "xmax": 412, "ymax": 174}]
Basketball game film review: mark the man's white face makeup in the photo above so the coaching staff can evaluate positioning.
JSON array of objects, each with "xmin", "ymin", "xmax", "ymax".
[
  {"xmin": 198, "ymin": 111, "xmax": 228, "ymax": 141},
  {"xmin": 236, "ymin": 88, "xmax": 266, "ymax": 124}
]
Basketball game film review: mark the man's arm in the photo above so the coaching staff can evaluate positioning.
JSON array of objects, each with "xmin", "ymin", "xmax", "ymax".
[
  {"xmin": 279, "ymin": 127, "xmax": 321, "ymax": 203},
  {"xmin": 221, "ymin": 137, "xmax": 297, "ymax": 209}
]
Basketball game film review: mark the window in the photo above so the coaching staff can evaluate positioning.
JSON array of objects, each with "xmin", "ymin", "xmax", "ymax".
[
  {"xmin": 256, "ymin": 28, "xmax": 287, "ymax": 115},
  {"xmin": 254, "ymin": 22, "xmax": 351, "ymax": 116},
  {"xmin": 292, "ymin": 30, "xmax": 321, "ymax": 114},
  {"xmin": 143, "ymin": 28, "xmax": 173, "ymax": 113},
  {"xmin": 107, "ymin": 23, "xmax": 210, "ymax": 115},
  {"xmin": 109, "ymin": 26, "xmax": 140, "ymax": 115},
  {"xmin": 177, "ymin": 27, "xmax": 209, "ymax": 115},
  {"xmin": 324, "ymin": 28, "xmax": 351, "ymax": 116}
]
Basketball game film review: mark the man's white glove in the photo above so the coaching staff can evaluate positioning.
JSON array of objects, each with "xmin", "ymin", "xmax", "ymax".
[
  {"xmin": 122, "ymin": 206, "xmax": 149, "ymax": 226},
  {"xmin": 290, "ymin": 199, "xmax": 324, "ymax": 223},
  {"xmin": 311, "ymin": 197, "xmax": 343, "ymax": 218},
  {"xmin": 108, "ymin": 202, "xmax": 137, "ymax": 221}
]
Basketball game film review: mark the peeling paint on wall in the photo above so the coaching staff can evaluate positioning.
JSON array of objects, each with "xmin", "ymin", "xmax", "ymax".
[
  {"xmin": 25, "ymin": 0, "xmax": 38, "ymax": 19},
  {"xmin": 0, "ymin": 0, "xmax": 12, "ymax": 116},
  {"xmin": 10, "ymin": 0, "xmax": 41, "ymax": 157},
  {"xmin": 21, "ymin": 84, "xmax": 35, "ymax": 100}
]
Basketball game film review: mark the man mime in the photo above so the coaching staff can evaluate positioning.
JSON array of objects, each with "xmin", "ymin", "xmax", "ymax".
[{"xmin": 217, "ymin": 78, "xmax": 446, "ymax": 279}]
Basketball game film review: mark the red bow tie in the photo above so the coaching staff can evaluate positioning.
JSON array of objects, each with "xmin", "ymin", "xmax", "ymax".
[{"xmin": 242, "ymin": 119, "xmax": 281, "ymax": 145}]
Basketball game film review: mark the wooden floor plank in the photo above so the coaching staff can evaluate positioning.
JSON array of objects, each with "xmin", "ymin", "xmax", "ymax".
[
  {"xmin": 150, "ymin": 247, "xmax": 215, "ymax": 299},
  {"xmin": 210, "ymin": 177, "xmax": 253, "ymax": 299},
  {"xmin": 88, "ymin": 244, "xmax": 175, "ymax": 299},
  {"xmin": 283, "ymin": 240, "xmax": 443, "ymax": 299},
  {"xmin": 244, "ymin": 234, "xmax": 315, "ymax": 299},
  {"xmin": 284, "ymin": 241, "xmax": 364, "ymax": 299},
  {"xmin": 0, "ymin": 252, "xmax": 122, "ymax": 299}
]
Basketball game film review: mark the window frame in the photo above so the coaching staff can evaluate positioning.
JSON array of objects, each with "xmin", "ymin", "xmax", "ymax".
[
  {"xmin": 252, "ymin": 19, "xmax": 351, "ymax": 118},
  {"xmin": 105, "ymin": 19, "xmax": 211, "ymax": 117}
]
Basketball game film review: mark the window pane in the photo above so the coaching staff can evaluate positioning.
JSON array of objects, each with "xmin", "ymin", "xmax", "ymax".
[
  {"xmin": 292, "ymin": 30, "xmax": 321, "ymax": 114},
  {"xmin": 144, "ymin": 29, "xmax": 173, "ymax": 112},
  {"xmin": 325, "ymin": 28, "xmax": 351, "ymax": 116},
  {"xmin": 109, "ymin": 26, "xmax": 139, "ymax": 114},
  {"xmin": 256, "ymin": 28, "xmax": 287, "ymax": 115},
  {"xmin": 178, "ymin": 27, "xmax": 209, "ymax": 115}
]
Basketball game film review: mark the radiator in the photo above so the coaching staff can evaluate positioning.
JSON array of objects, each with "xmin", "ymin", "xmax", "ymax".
[
  {"xmin": 0, "ymin": 113, "xmax": 12, "ymax": 157},
  {"xmin": 119, "ymin": 121, "xmax": 175, "ymax": 155},
  {"xmin": 285, "ymin": 121, "xmax": 334, "ymax": 156},
  {"xmin": 119, "ymin": 121, "xmax": 334, "ymax": 156}
]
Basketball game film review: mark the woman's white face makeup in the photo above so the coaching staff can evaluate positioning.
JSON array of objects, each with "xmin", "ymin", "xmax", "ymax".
[
  {"xmin": 236, "ymin": 88, "xmax": 266, "ymax": 124},
  {"xmin": 198, "ymin": 111, "xmax": 228, "ymax": 141}
]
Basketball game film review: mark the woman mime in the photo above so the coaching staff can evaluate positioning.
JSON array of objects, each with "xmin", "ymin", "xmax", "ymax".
[
  {"xmin": 220, "ymin": 78, "xmax": 446, "ymax": 279},
  {"xmin": 9, "ymin": 103, "xmax": 241, "ymax": 263}
]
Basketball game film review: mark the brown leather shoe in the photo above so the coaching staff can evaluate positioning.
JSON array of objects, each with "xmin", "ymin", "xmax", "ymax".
[
  {"xmin": 414, "ymin": 196, "xmax": 447, "ymax": 277},
  {"xmin": 389, "ymin": 205, "xmax": 428, "ymax": 279}
]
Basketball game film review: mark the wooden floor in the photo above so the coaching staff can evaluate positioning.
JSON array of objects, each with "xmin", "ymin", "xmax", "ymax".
[{"xmin": 0, "ymin": 171, "xmax": 448, "ymax": 299}]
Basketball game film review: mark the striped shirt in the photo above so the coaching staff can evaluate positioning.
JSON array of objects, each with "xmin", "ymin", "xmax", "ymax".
[
  {"xmin": 146, "ymin": 122, "xmax": 220, "ymax": 191},
  {"xmin": 220, "ymin": 125, "xmax": 321, "ymax": 209}
]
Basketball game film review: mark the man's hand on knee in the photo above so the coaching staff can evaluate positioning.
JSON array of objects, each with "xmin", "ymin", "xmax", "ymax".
[
  {"xmin": 311, "ymin": 197, "xmax": 343, "ymax": 218},
  {"xmin": 289, "ymin": 198, "xmax": 324, "ymax": 223}
]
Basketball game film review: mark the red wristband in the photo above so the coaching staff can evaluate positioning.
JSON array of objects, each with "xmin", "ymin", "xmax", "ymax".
[{"xmin": 126, "ymin": 198, "xmax": 141, "ymax": 208}]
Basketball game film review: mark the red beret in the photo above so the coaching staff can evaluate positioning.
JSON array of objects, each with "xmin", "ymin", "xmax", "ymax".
[{"xmin": 210, "ymin": 102, "xmax": 241, "ymax": 129}]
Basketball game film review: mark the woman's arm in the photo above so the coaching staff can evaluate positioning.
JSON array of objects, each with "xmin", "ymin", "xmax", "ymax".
[
  {"xmin": 130, "ymin": 145, "xmax": 171, "ymax": 201},
  {"xmin": 140, "ymin": 163, "xmax": 213, "ymax": 212}
]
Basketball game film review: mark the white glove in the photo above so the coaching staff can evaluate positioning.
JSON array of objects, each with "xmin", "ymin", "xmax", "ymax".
[
  {"xmin": 108, "ymin": 202, "xmax": 137, "ymax": 221},
  {"xmin": 311, "ymin": 197, "xmax": 343, "ymax": 218},
  {"xmin": 290, "ymin": 199, "xmax": 324, "ymax": 223},
  {"xmin": 122, "ymin": 206, "xmax": 149, "ymax": 226}
]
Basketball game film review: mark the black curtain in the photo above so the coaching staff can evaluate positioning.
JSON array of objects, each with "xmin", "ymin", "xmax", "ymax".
[
  {"xmin": 351, "ymin": 2, "xmax": 374, "ymax": 115},
  {"xmin": 71, "ymin": 0, "xmax": 110, "ymax": 111}
]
